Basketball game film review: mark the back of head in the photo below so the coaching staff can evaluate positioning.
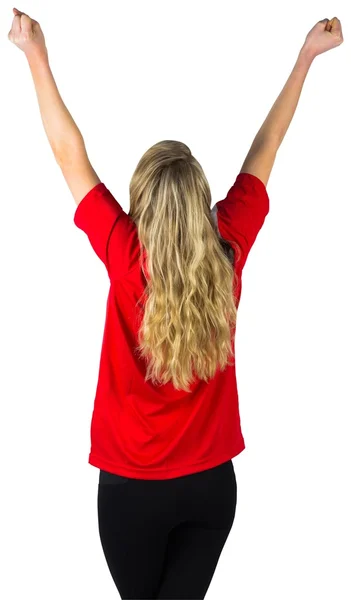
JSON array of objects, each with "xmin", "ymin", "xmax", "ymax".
[{"xmin": 129, "ymin": 140, "xmax": 240, "ymax": 393}]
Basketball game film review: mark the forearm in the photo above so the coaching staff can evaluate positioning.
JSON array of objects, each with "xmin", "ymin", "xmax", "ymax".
[
  {"xmin": 26, "ymin": 48, "xmax": 85, "ymax": 161},
  {"xmin": 251, "ymin": 45, "xmax": 315, "ymax": 149}
]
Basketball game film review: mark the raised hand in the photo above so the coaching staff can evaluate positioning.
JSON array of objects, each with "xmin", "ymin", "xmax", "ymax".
[
  {"xmin": 303, "ymin": 17, "xmax": 343, "ymax": 59},
  {"xmin": 8, "ymin": 7, "xmax": 47, "ymax": 56}
]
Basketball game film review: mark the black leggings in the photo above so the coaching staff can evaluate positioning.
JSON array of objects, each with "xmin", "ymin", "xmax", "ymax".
[{"xmin": 97, "ymin": 459, "xmax": 237, "ymax": 599}]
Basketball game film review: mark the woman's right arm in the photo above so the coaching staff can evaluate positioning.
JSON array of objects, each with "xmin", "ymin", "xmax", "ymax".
[{"xmin": 239, "ymin": 46, "xmax": 315, "ymax": 187}]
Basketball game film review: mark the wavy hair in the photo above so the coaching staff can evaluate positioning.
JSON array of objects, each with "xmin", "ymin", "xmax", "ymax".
[{"xmin": 129, "ymin": 140, "xmax": 241, "ymax": 393}]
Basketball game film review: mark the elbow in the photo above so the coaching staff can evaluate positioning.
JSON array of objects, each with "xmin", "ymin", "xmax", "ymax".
[{"xmin": 54, "ymin": 136, "xmax": 86, "ymax": 166}]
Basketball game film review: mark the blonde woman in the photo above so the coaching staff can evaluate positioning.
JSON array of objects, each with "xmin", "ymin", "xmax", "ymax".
[{"xmin": 8, "ymin": 8, "xmax": 343, "ymax": 599}]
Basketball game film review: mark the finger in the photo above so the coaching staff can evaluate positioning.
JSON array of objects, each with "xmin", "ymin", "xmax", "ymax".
[
  {"xmin": 21, "ymin": 14, "xmax": 34, "ymax": 34},
  {"xmin": 329, "ymin": 17, "xmax": 343, "ymax": 41},
  {"xmin": 331, "ymin": 17, "xmax": 342, "ymax": 33},
  {"xmin": 12, "ymin": 14, "xmax": 22, "ymax": 36},
  {"xmin": 13, "ymin": 8, "xmax": 29, "ymax": 19},
  {"xmin": 328, "ymin": 17, "xmax": 336, "ymax": 31}
]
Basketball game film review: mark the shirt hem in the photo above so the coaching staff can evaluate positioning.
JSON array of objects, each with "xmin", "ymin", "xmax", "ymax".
[{"xmin": 88, "ymin": 441, "xmax": 245, "ymax": 480}]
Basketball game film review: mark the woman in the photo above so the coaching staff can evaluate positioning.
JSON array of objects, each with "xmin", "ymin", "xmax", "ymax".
[{"xmin": 8, "ymin": 9, "xmax": 343, "ymax": 599}]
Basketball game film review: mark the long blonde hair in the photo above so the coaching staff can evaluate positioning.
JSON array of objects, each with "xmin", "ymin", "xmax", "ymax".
[{"xmin": 129, "ymin": 140, "xmax": 241, "ymax": 393}]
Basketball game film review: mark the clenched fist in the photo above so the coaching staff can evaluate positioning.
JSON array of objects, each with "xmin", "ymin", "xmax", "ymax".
[
  {"xmin": 8, "ymin": 7, "xmax": 47, "ymax": 56},
  {"xmin": 303, "ymin": 17, "xmax": 343, "ymax": 58}
]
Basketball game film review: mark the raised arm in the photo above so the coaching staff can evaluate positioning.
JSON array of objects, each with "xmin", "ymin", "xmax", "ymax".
[
  {"xmin": 8, "ymin": 8, "xmax": 100, "ymax": 206},
  {"xmin": 240, "ymin": 17, "xmax": 343, "ymax": 187}
]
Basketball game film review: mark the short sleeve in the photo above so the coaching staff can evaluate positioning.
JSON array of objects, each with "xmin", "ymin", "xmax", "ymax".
[
  {"xmin": 74, "ymin": 182, "xmax": 139, "ymax": 280},
  {"xmin": 214, "ymin": 172, "xmax": 270, "ymax": 272}
]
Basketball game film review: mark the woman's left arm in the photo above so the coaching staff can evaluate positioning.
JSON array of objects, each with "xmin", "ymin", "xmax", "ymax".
[{"xmin": 8, "ymin": 8, "xmax": 100, "ymax": 206}]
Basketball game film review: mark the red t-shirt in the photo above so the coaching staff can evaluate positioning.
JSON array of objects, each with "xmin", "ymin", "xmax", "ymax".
[{"xmin": 73, "ymin": 172, "xmax": 269, "ymax": 479}]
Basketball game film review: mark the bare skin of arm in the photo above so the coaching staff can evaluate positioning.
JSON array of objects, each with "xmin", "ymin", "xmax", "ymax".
[{"xmin": 239, "ymin": 17, "xmax": 343, "ymax": 187}]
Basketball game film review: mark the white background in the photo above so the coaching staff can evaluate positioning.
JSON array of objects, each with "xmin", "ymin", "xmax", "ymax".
[{"xmin": 0, "ymin": 1, "xmax": 350, "ymax": 598}]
